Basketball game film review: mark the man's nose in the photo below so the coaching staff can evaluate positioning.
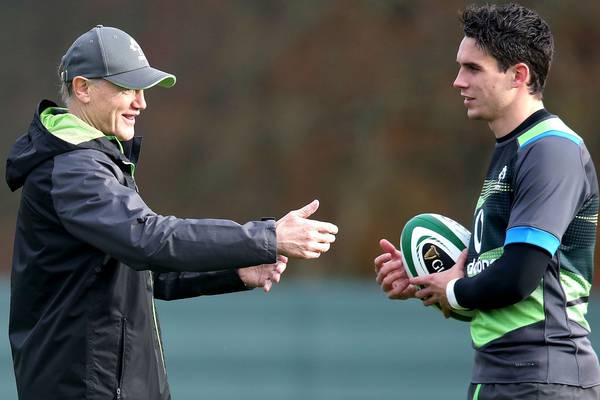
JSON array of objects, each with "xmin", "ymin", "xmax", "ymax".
[
  {"xmin": 134, "ymin": 90, "xmax": 147, "ymax": 110},
  {"xmin": 453, "ymin": 70, "xmax": 467, "ymax": 89}
]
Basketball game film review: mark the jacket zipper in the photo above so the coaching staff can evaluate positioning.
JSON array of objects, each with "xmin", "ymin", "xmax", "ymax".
[
  {"xmin": 116, "ymin": 317, "xmax": 127, "ymax": 400},
  {"xmin": 149, "ymin": 272, "xmax": 166, "ymax": 373}
]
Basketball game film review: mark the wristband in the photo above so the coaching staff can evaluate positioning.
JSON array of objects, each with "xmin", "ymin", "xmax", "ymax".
[{"xmin": 446, "ymin": 278, "xmax": 469, "ymax": 310}]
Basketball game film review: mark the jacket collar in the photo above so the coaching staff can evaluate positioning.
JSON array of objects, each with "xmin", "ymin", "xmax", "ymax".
[{"xmin": 6, "ymin": 100, "xmax": 143, "ymax": 191}]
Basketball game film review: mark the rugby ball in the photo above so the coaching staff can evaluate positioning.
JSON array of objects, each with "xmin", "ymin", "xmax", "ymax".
[{"xmin": 400, "ymin": 213, "xmax": 474, "ymax": 321}]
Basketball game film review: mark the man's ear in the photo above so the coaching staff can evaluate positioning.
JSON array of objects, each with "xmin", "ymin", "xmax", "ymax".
[
  {"xmin": 71, "ymin": 76, "xmax": 92, "ymax": 104},
  {"xmin": 512, "ymin": 62, "xmax": 530, "ymax": 89}
]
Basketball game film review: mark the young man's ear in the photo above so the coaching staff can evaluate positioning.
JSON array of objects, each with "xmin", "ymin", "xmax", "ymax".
[
  {"xmin": 71, "ymin": 76, "xmax": 93, "ymax": 104},
  {"xmin": 512, "ymin": 63, "xmax": 531, "ymax": 89}
]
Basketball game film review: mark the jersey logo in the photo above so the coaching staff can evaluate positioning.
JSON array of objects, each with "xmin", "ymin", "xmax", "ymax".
[
  {"xmin": 495, "ymin": 165, "xmax": 508, "ymax": 189},
  {"xmin": 467, "ymin": 247, "xmax": 503, "ymax": 277},
  {"xmin": 498, "ymin": 165, "xmax": 507, "ymax": 181},
  {"xmin": 474, "ymin": 209, "xmax": 484, "ymax": 254}
]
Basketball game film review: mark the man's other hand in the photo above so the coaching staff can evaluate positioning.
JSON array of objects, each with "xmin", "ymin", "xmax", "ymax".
[{"xmin": 237, "ymin": 255, "xmax": 288, "ymax": 292}]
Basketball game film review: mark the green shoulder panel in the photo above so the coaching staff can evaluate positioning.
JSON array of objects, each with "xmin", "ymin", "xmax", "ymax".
[{"xmin": 517, "ymin": 117, "xmax": 582, "ymax": 148}]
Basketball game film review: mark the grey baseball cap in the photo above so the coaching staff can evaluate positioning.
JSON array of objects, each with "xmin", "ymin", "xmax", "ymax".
[{"xmin": 60, "ymin": 25, "xmax": 176, "ymax": 89}]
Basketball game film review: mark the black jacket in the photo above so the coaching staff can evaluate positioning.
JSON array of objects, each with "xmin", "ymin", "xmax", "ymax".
[{"xmin": 5, "ymin": 100, "xmax": 277, "ymax": 400}]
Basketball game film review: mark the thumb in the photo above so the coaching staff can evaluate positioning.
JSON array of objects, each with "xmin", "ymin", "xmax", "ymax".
[
  {"xmin": 453, "ymin": 249, "xmax": 468, "ymax": 268},
  {"xmin": 379, "ymin": 239, "xmax": 401, "ymax": 259},
  {"xmin": 294, "ymin": 199, "xmax": 319, "ymax": 218}
]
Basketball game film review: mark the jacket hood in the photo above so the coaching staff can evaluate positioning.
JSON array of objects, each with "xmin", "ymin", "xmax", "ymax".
[
  {"xmin": 7, "ymin": 100, "xmax": 79, "ymax": 190},
  {"xmin": 6, "ymin": 100, "xmax": 142, "ymax": 191}
]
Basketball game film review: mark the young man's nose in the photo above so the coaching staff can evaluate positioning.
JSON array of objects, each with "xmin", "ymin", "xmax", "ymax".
[{"xmin": 453, "ymin": 71, "xmax": 468, "ymax": 89}]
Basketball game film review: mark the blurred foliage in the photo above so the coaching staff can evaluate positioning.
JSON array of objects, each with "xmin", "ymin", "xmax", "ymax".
[{"xmin": 1, "ymin": 0, "xmax": 600, "ymax": 282}]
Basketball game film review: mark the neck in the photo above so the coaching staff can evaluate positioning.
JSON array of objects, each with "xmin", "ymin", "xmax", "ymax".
[
  {"xmin": 67, "ymin": 101, "xmax": 97, "ymax": 132},
  {"xmin": 488, "ymin": 95, "xmax": 544, "ymax": 139}
]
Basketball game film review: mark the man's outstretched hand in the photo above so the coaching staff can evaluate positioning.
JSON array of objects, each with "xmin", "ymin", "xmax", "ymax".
[{"xmin": 275, "ymin": 200, "xmax": 338, "ymax": 259}]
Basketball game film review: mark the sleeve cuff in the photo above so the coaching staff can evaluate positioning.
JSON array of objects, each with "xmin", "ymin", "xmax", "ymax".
[
  {"xmin": 264, "ymin": 219, "xmax": 277, "ymax": 261},
  {"xmin": 505, "ymin": 226, "xmax": 559, "ymax": 255},
  {"xmin": 446, "ymin": 278, "xmax": 469, "ymax": 310}
]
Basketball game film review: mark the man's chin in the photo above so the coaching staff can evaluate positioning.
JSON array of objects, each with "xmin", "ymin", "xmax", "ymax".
[
  {"xmin": 466, "ymin": 109, "xmax": 483, "ymax": 120},
  {"xmin": 114, "ymin": 130, "xmax": 135, "ymax": 141}
]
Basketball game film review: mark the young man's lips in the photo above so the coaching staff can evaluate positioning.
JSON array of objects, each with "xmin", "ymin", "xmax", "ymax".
[{"xmin": 463, "ymin": 96, "xmax": 475, "ymax": 105}]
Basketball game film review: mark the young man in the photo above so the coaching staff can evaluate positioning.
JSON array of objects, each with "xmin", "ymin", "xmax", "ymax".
[
  {"xmin": 375, "ymin": 4, "xmax": 600, "ymax": 399},
  {"xmin": 6, "ymin": 26, "xmax": 338, "ymax": 400}
]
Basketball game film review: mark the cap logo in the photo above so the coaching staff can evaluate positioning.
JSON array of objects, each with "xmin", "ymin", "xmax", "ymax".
[{"xmin": 129, "ymin": 38, "xmax": 146, "ymax": 62}]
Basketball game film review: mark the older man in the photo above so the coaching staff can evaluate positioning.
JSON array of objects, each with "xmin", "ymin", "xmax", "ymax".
[{"xmin": 6, "ymin": 25, "xmax": 338, "ymax": 400}]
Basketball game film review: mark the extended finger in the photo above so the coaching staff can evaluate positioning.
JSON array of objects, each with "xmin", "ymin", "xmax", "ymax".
[
  {"xmin": 410, "ymin": 275, "xmax": 432, "ymax": 286},
  {"xmin": 377, "ymin": 260, "xmax": 405, "ymax": 278},
  {"xmin": 415, "ymin": 287, "xmax": 432, "ymax": 299},
  {"xmin": 375, "ymin": 254, "xmax": 398, "ymax": 283},
  {"xmin": 423, "ymin": 296, "xmax": 438, "ymax": 306},
  {"xmin": 275, "ymin": 262, "xmax": 287, "ymax": 274},
  {"xmin": 309, "ymin": 242, "xmax": 331, "ymax": 253},
  {"xmin": 312, "ymin": 220, "xmax": 339, "ymax": 235},
  {"xmin": 385, "ymin": 276, "xmax": 410, "ymax": 295},
  {"xmin": 381, "ymin": 270, "xmax": 406, "ymax": 291},
  {"xmin": 313, "ymin": 232, "xmax": 336, "ymax": 243},
  {"xmin": 376, "ymin": 261, "xmax": 401, "ymax": 283},
  {"xmin": 388, "ymin": 283, "xmax": 417, "ymax": 300},
  {"xmin": 442, "ymin": 298, "xmax": 453, "ymax": 318},
  {"xmin": 271, "ymin": 272, "xmax": 281, "ymax": 283},
  {"xmin": 374, "ymin": 253, "xmax": 392, "ymax": 270},
  {"xmin": 442, "ymin": 304, "xmax": 451, "ymax": 319},
  {"xmin": 376, "ymin": 265, "xmax": 402, "ymax": 284},
  {"xmin": 263, "ymin": 279, "xmax": 273, "ymax": 293},
  {"xmin": 277, "ymin": 255, "xmax": 288, "ymax": 263},
  {"xmin": 302, "ymin": 251, "xmax": 321, "ymax": 259},
  {"xmin": 379, "ymin": 239, "xmax": 401, "ymax": 257}
]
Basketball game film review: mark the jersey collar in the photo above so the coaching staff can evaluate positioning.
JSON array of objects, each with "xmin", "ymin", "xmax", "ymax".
[{"xmin": 496, "ymin": 109, "xmax": 553, "ymax": 144}]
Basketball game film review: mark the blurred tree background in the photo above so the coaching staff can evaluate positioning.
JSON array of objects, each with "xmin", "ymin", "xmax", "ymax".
[{"xmin": 1, "ymin": 0, "xmax": 600, "ymax": 282}]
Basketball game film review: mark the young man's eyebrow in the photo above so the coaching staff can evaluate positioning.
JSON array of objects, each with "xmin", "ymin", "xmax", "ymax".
[{"xmin": 458, "ymin": 61, "xmax": 482, "ymax": 69}]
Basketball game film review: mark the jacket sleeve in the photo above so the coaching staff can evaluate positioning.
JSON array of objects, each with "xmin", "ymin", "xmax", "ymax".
[
  {"xmin": 50, "ymin": 150, "xmax": 277, "ymax": 272},
  {"xmin": 152, "ymin": 270, "xmax": 250, "ymax": 301}
]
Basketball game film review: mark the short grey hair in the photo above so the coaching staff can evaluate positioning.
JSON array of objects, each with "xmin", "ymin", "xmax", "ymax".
[
  {"xmin": 57, "ymin": 64, "xmax": 101, "ymax": 106},
  {"xmin": 58, "ymin": 62, "xmax": 72, "ymax": 106}
]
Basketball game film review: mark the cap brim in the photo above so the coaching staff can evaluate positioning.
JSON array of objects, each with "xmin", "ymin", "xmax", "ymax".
[{"xmin": 104, "ymin": 66, "xmax": 176, "ymax": 90}]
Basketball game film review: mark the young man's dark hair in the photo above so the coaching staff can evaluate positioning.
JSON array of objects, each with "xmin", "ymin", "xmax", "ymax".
[
  {"xmin": 460, "ymin": 3, "xmax": 554, "ymax": 96},
  {"xmin": 375, "ymin": 3, "xmax": 600, "ymax": 399}
]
